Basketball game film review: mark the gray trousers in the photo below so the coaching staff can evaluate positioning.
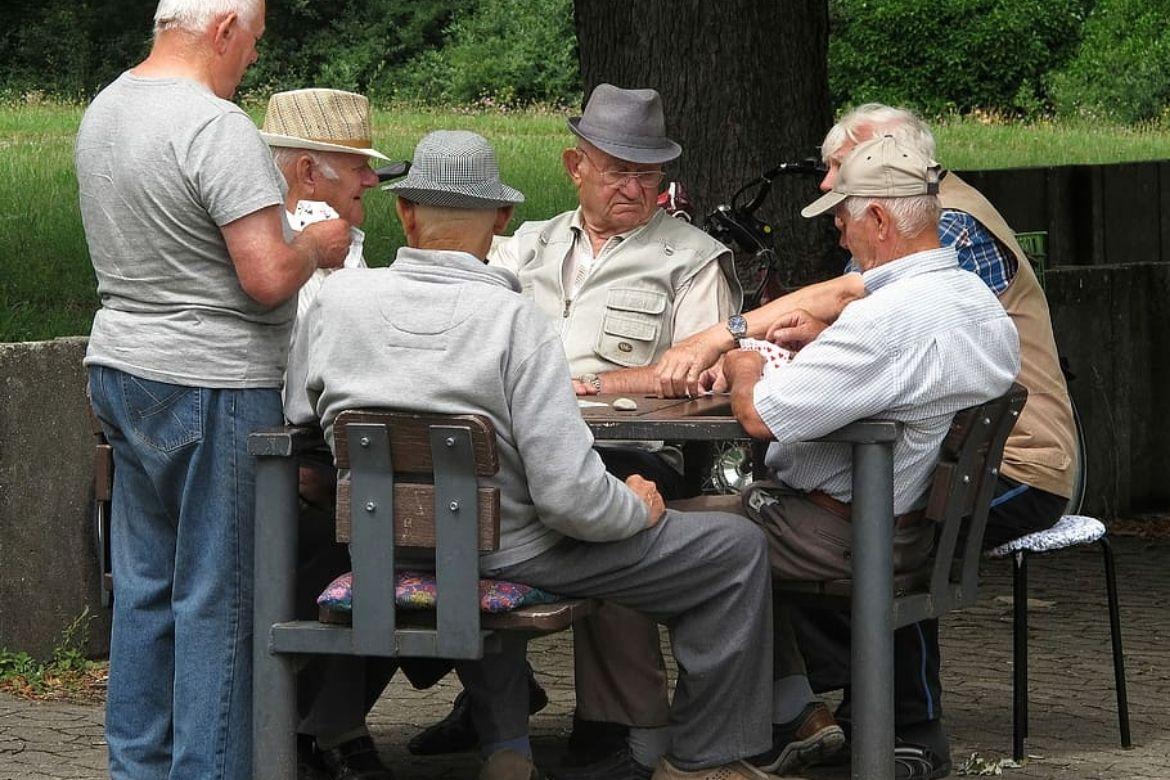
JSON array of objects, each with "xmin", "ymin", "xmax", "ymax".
[{"xmin": 491, "ymin": 509, "xmax": 774, "ymax": 771}]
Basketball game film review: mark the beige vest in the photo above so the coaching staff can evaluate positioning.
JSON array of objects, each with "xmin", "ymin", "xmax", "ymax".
[
  {"xmin": 940, "ymin": 173, "xmax": 1078, "ymax": 498},
  {"xmin": 509, "ymin": 209, "xmax": 740, "ymax": 375}
]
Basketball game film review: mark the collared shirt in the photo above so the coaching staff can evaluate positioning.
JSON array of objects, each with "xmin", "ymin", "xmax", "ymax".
[
  {"xmin": 845, "ymin": 209, "xmax": 1018, "ymax": 295},
  {"xmin": 284, "ymin": 210, "xmax": 368, "ymax": 320},
  {"xmin": 755, "ymin": 246, "xmax": 1020, "ymax": 514}
]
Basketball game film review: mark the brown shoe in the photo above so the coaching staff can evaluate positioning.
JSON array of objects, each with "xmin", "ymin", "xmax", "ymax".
[
  {"xmin": 749, "ymin": 702, "xmax": 845, "ymax": 774},
  {"xmin": 481, "ymin": 749, "xmax": 540, "ymax": 780},
  {"xmin": 651, "ymin": 756, "xmax": 788, "ymax": 779}
]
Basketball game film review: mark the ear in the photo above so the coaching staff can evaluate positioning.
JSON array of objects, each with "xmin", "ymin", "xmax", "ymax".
[
  {"xmin": 492, "ymin": 206, "xmax": 515, "ymax": 235},
  {"xmin": 870, "ymin": 203, "xmax": 890, "ymax": 241},
  {"xmin": 295, "ymin": 154, "xmax": 316, "ymax": 192},
  {"xmin": 562, "ymin": 147, "xmax": 584, "ymax": 187},
  {"xmin": 395, "ymin": 198, "xmax": 416, "ymax": 241},
  {"xmin": 211, "ymin": 11, "xmax": 238, "ymax": 54}
]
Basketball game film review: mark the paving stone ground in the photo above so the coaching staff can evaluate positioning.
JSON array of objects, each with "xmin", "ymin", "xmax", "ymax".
[{"xmin": 2, "ymin": 533, "xmax": 1167, "ymax": 779}]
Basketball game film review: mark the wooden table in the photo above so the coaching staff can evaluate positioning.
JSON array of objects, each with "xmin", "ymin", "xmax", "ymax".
[{"xmin": 580, "ymin": 392, "xmax": 902, "ymax": 780}]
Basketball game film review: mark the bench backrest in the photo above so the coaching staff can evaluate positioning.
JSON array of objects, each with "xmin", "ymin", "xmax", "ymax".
[
  {"xmin": 333, "ymin": 409, "xmax": 500, "ymax": 658},
  {"xmin": 922, "ymin": 383, "xmax": 1028, "ymax": 608}
]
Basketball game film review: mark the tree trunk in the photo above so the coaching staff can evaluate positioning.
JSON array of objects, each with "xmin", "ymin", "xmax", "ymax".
[{"xmin": 573, "ymin": 0, "xmax": 839, "ymax": 288}]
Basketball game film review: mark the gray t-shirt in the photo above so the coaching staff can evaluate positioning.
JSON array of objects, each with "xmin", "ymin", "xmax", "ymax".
[{"xmin": 76, "ymin": 72, "xmax": 289, "ymax": 388}]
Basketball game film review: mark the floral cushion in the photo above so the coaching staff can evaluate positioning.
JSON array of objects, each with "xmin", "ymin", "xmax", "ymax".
[
  {"xmin": 317, "ymin": 570, "xmax": 562, "ymax": 614},
  {"xmin": 987, "ymin": 514, "xmax": 1107, "ymax": 558}
]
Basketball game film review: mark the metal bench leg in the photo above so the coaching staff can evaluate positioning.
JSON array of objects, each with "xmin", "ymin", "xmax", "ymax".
[
  {"xmin": 1012, "ymin": 550, "xmax": 1029, "ymax": 762},
  {"xmin": 253, "ymin": 455, "xmax": 300, "ymax": 780},
  {"xmin": 1100, "ymin": 536, "xmax": 1132, "ymax": 748}
]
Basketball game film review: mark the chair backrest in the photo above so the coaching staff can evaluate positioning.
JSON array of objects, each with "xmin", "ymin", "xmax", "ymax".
[
  {"xmin": 921, "ymin": 383, "xmax": 1028, "ymax": 610},
  {"xmin": 87, "ymin": 403, "xmax": 114, "ymax": 606},
  {"xmin": 332, "ymin": 409, "xmax": 500, "ymax": 658}
]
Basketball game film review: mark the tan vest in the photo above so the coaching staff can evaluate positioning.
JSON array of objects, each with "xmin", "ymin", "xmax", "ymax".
[
  {"xmin": 940, "ymin": 173, "xmax": 1077, "ymax": 497},
  {"xmin": 509, "ymin": 209, "xmax": 740, "ymax": 375}
]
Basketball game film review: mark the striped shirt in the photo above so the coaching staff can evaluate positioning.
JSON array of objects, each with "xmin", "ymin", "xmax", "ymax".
[{"xmin": 755, "ymin": 246, "xmax": 1020, "ymax": 514}]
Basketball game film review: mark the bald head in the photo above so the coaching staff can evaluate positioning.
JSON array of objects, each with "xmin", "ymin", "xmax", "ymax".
[{"xmin": 395, "ymin": 200, "xmax": 514, "ymax": 260}]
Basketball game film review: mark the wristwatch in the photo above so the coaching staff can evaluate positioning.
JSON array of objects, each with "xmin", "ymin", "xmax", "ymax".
[
  {"xmin": 726, "ymin": 314, "xmax": 748, "ymax": 344},
  {"xmin": 579, "ymin": 373, "xmax": 603, "ymax": 393}
]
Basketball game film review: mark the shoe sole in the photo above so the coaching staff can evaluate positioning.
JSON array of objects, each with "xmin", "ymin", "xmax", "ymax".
[{"xmin": 758, "ymin": 724, "xmax": 847, "ymax": 774}]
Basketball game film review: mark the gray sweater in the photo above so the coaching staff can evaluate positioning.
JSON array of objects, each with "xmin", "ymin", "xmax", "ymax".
[{"xmin": 285, "ymin": 247, "xmax": 649, "ymax": 569}]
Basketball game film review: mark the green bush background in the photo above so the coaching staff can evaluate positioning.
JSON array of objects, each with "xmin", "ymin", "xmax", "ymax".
[{"xmin": 1, "ymin": 0, "xmax": 1167, "ymax": 122}]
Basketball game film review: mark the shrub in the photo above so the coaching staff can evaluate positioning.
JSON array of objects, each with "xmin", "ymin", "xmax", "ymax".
[
  {"xmin": 1048, "ymin": 0, "xmax": 1170, "ymax": 124},
  {"xmin": 393, "ymin": 0, "xmax": 581, "ymax": 108},
  {"xmin": 828, "ymin": 0, "xmax": 1093, "ymax": 117}
]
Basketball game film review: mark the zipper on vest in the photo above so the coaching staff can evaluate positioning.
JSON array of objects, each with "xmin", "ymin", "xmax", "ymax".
[{"xmin": 562, "ymin": 299, "xmax": 571, "ymax": 318}]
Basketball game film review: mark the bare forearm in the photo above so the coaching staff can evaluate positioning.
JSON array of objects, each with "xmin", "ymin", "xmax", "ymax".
[
  {"xmin": 742, "ymin": 274, "xmax": 863, "ymax": 338},
  {"xmin": 596, "ymin": 366, "xmax": 662, "ymax": 394},
  {"xmin": 726, "ymin": 367, "xmax": 773, "ymax": 440}
]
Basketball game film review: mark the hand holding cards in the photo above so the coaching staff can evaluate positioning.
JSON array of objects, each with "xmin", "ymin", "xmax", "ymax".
[
  {"xmin": 738, "ymin": 337, "xmax": 794, "ymax": 379},
  {"xmin": 292, "ymin": 200, "xmax": 341, "ymax": 230}
]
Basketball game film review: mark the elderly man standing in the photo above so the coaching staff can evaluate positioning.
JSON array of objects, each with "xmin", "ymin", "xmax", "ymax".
[
  {"xmin": 286, "ymin": 129, "xmax": 779, "ymax": 780},
  {"xmin": 76, "ymin": 2, "xmax": 350, "ymax": 778},
  {"xmin": 704, "ymin": 135, "xmax": 1019, "ymax": 777},
  {"xmin": 412, "ymin": 84, "xmax": 742, "ymax": 773}
]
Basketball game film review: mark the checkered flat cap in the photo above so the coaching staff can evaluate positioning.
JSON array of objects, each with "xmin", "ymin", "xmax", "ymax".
[{"xmin": 385, "ymin": 130, "xmax": 524, "ymax": 209}]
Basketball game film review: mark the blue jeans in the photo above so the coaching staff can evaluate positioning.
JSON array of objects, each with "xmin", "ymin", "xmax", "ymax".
[{"xmin": 88, "ymin": 366, "xmax": 282, "ymax": 780}]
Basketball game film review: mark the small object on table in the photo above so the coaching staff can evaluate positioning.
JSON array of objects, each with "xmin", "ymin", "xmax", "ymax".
[{"xmin": 612, "ymin": 397, "xmax": 638, "ymax": 411}]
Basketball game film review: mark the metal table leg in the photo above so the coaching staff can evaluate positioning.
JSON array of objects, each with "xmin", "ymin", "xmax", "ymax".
[
  {"xmin": 252, "ymin": 455, "xmax": 300, "ymax": 780},
  {"xmin": 850, "ymin": 441, "xmax": 895, "ymax": 780}
]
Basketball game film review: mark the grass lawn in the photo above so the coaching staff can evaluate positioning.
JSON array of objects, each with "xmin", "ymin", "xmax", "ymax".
[{"xmin": 2, "ymin": 102, "xmax": 1169, "ymax": 342}]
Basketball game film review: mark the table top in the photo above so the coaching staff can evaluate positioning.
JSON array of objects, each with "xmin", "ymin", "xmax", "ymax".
[{"xmin": 579, "ymin": 393, "xmax": 748, "ymax": 441}]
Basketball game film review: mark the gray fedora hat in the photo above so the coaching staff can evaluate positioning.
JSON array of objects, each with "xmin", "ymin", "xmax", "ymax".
[
  {"xmin": 384, "ymin": 130, "xmax": 525, "ymax": 209},
  {"xmin": 568, "ymin": 83, "xmax": 682, "ymax": 164}
]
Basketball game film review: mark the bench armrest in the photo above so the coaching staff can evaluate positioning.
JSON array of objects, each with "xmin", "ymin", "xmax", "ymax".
[{"xmin": 248, "ymin": 425, "xmax": 326, "ymax": 457}]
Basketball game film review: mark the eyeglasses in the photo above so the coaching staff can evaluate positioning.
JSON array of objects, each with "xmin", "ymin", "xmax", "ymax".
[{"xmin": 577, "ymin": 148, "xmax": 665, "ymax": 190}]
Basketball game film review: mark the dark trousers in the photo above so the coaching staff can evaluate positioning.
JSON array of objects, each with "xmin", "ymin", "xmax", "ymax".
[{"xmin": 793, "ymin": 475, "xmax": 1067, "ymax": 728}]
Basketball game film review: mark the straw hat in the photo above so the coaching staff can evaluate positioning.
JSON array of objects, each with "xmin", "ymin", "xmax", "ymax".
[
  {"xmin": 384, "ymin": 130, "xmax": 524, "ymax": 210},
  {"xmin": 260, "ymin": 88, "xmax": 389, "ymax": 161}
]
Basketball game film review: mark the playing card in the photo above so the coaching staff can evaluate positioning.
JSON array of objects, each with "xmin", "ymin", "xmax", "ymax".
[
  {"xmin": 739, "ymin": 337, "xmax": 794, "ymax": 378},
  {"xmin": 292, "ymin": 200, "xmax": 340, "ymax": 230}
]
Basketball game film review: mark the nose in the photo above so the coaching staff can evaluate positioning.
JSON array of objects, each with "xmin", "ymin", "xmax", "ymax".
[
  {"xmin": 360, "ymin": 167, "xmax": 378, "ymax": 188},
  {"xmin": 819, "ymin": 166, "xmax": 835, "ymax": 193}
]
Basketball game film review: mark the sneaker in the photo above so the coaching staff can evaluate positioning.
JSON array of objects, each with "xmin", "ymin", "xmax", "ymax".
[
  {"xmin": 651, "ymin": 756, "xmax": 783, "ymax": 779},
  {"xmin": 750, "ymin": 702, "xmax": 845, "ymax": 774},
  {"xmin": 552, "ymin": 747, "xmax": 652, "ymax": 780},
  {"xmin": 481, "ymin": 749, "xmax": 540, "ymax": 780}
]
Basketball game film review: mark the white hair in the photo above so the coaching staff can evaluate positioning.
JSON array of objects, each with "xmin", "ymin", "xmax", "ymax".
[
  {"xmin": 822, "ymin": 103, "xmax": 937, "ymax": 163},
  {"xmin": 271, "ymin": 147, "xmax": 340, "ymax": 183},
  {"xmin": 843, "ymin": 194, "xmax": 940, "ymax": 238},
  {"xmin": 153, "ymin": 0, "xmax": 262, "ymax": 35}
]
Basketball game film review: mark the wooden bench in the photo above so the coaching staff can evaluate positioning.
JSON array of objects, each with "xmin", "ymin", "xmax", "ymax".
[{"xmin": 249, "ymin": 410, "xmax": 595, "ymax": 780}]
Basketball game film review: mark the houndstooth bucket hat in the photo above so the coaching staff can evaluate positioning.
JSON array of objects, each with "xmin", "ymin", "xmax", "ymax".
[{"xmin": 384, "ymin": 130, "xmax": 524, "ymax": 209}]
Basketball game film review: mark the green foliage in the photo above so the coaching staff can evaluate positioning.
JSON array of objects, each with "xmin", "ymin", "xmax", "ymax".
[
  {"xmin": 828, "ymin": 0, "xmax": 1094, "ymax": 117},
  {"xmin": 392, "ymin": 0, "xmax": 581, "ymax": 107},
  {"xmin": 0, "ymin": 608, "xmax": 96, "ymax": 697},
  {"xmin": 1048, "ymin": 0, "xmax": 1170, "ymax": 124}
]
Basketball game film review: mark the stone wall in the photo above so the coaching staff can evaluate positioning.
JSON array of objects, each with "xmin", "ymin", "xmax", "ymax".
[{"xmin": 0, "ymin": 338, "xmax": 110, "ymax": 660}]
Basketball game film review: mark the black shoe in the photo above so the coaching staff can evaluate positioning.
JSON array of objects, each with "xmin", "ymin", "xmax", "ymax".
[
  {"xmin": 563, "ymin": 714, "xmax": 630, "ymax": 767},
  {"xmin": 894, "ymin": 719, "xmax": 951, "ymax": 779},
  {"xmin": 552, "ymin": 747, "xmax": 652, "ymax": 780},
  {"xmin": 316, "ymin": 735, "xmax": 394, "ymax": 780},
  {"xmin": 409, "ymin": 672, "xmax": 550, "ymax": 756}
]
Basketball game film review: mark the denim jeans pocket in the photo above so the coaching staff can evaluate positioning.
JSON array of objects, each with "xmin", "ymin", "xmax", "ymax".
[{"xmin": 120, "ymin": 374, "xmax": 203, "ymax": 452}]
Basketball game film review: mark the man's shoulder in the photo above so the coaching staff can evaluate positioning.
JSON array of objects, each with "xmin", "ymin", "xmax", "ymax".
[
  {"xmin": 641, "ymin": 209, "xmax": 730, "ymax": 259},
  {"xmin": 512, "ymin": 211, "xmax": 576, "ymax": 240}
]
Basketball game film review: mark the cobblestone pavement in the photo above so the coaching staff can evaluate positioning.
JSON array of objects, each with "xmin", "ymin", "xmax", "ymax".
[{"xmin": 2, "ymin": 533, "xmax": 1166, "ymax": 779}]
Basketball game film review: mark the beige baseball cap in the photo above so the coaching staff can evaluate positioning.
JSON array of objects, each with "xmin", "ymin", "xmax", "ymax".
[{"xmin": 801, "ymin": 134, "xmax": 940, "ymax": 218}]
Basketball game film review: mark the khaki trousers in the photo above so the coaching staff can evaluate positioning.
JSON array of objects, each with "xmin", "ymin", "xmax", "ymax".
[{"xmin": 571, "ymin": 492, "xmax": 935, "ymax": 726}]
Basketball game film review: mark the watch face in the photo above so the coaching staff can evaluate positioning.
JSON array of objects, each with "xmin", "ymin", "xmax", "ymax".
[{"xmin": 729, "ymin": 315, "xmax": 748, "ymax": 338}]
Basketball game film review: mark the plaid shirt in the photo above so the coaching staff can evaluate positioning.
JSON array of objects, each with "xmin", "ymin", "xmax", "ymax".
[{"xmin": 844, "ymin": 209, "xmax": 1018, "ymax": 295}]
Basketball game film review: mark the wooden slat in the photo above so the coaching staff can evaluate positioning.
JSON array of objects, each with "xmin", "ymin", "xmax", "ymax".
[
  {"xmin": 94, "ymin": 444, "xmax": 114, "ymax": 502},
  {"xmin": 334, "ymin": 411, "xmax": 497, "ymax": 475},
  {"xmin": 335, "ymin": 477, "xmax": 500, "ymax": 549}
]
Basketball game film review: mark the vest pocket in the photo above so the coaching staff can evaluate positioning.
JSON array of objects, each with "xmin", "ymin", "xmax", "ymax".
[{"xmin": 594, "ymin": 288, "xmax": 666, "ymax": 367}]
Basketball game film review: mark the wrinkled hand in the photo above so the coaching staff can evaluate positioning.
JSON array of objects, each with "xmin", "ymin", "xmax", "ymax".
[
  {"xmin": 698, "ymin": 355, "xmax": 728, "ymax": 393},
  {"xmin": 626, "ymin": 474, "xmax": 666, "ymax": 528},
  {"xmin": 302, "ymin": 218, "xmax": 352, "ymax": 270},
  {"xmin": 766, "ymin": 308, "xmax": 828, "ymax": 352},
  {"xmin": 572, "ymin": 378, "xmax": 599, "ymax": 396},
  {"xmin": 655, "ymin": 331, "xmax": 727, "ymax": 398},
  {"xmin": 721, "ymin": 349, "xmax": 766, "ymax": 392}
]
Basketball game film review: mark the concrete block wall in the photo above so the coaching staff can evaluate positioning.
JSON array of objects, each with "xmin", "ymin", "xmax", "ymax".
[{"xmin": 0, "ymin": 338, "xmax": 110, "ymax": 660}]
